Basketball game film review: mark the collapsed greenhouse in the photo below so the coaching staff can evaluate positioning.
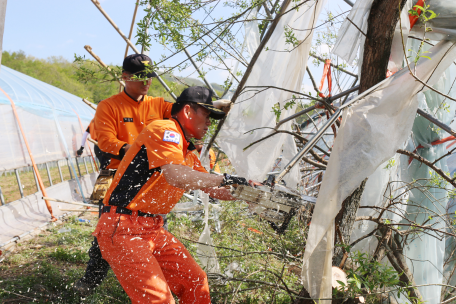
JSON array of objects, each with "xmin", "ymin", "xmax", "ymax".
[
  {"xmin": 2, "ymin": 0, "xmax": 456, "ymax": 303},
  {"xmin": 0, "ymin": 65, "xmax": 97, "ymax": 248}
]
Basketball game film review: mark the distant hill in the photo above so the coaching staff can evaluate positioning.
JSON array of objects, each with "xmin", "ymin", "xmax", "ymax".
[{"xmin": 1, "ymin": 50, "xmax": 224, "ymax": 103}]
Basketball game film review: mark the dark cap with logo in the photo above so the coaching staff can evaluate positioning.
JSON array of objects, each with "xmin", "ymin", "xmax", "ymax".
[
  {"xmin": 122, "ymin": 54, "xmax": 157, "ymax": 78},
  {"xmin": 176, "ymin": 86, "xmax": 226, "ymax": 120}
]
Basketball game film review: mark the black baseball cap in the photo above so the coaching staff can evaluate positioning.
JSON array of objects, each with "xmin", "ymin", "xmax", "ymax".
[
  {"xmin": 176, "ymin": 86, "xmax": 226, "ymax": 120},
  {"xmin": 122, "ymin": 54, "xmax": 157, "ymax": 78}
]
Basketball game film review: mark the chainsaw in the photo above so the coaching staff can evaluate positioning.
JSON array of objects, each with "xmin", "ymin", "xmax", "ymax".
[{"xmin": 230, "ymin": 178, "xmax": 316, "ymax": 234}]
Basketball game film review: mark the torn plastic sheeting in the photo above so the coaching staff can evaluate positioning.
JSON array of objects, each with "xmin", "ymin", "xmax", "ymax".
[
  {"xmin": 244, "ymin": 7, "xmax": 260, "ymax": 58},
  {"xmin": 218, "ymin": 0, "xmax": 327, "ymax": 188},
  {"xmin": 195, "ymin": 147, "xmax": 220, "ymax": 273},
  {"xmin": 222, "ymin": 7, "xmax": 260, "ymax": 100},
  {"xmin": 333, "ymin": 0, "xmax": 413, "ymax": 75},
  {"xmin": 301, "ymin": 40, "xmax": 456, "ymax": 301},
  {"xmin": 332, "ymin": 0, "xmax": 373, "ymax": 65},
  {"xmin": 196, "ymin": 190, "xmax": 220, "ymax": 274},
  {"xmin": 397, "ymin": 39, "xmax": 456, "ymax": 302}
]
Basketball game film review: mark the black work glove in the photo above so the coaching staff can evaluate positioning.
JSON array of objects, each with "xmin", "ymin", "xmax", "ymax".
[
  {"xmin": 220, "ymin": 173, "xmax": 250, "ymax": 187},
  {"xmin": 76, "ymin": 146, "xmax": 84, "ymax": 156}
]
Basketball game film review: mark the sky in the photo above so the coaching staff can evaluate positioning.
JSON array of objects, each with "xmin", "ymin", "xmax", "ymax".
[{"xmin": 2, "ymin": 0, "xmax": 355, "ymax": 96}]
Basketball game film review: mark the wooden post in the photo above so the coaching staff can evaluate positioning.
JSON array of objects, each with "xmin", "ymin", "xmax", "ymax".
[
  {"xmin": 1, "ymin": 87, "xmax": 56, "ymax": 220},
  {"xmin": 125, "ymin": 0, "xmax": 140, "ymax": 58},
  {"xmin": 89, "ymin": 0, "xmax": 177, "ymax": 101}
]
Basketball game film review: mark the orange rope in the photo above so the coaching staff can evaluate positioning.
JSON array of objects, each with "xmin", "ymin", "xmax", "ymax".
[
  {"xmin": 316, "ymin": 60, "xmax": 337, "ymax": 137},
  {"xmin": 0, "ymin": 88, "xmax": 57, "ymax": 221},
  {"xmin": 73, "ymin": 110, "xmax": 99, "ymax": 172},
  {"xmin": 318, "ymin": 59, "xmax": 332, "ymax": 98}
]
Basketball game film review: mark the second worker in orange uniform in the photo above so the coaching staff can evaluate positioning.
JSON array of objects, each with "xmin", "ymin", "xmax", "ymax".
[{"xmin": 93, "ymin": 86, "xmax": 250, "ymax": 303}]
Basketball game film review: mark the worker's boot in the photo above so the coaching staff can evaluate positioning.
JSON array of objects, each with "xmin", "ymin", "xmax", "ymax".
[{"xmin": 74, "ymin": 237, "xmax": 110, "ymax": 295}]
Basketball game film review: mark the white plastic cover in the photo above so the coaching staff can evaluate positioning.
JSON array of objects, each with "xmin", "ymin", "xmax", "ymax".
[
  {"xmin": 302, "ymin": 40, "xmax": 456, "ymax": 301},
  {"xmin": 196, "ymin": 190, "xmax": 221, "ymax": 273},
  {"xmin": 0, "ymin": 172, "xmax": 97, "ymax": 245},
  {"xmin": 244, "ymin": 7, "xmax": 260, "ymax": 58},
  {"xmin": 0, "ymin": 66, "xmax": 95, "ymax": 171},
  {"xmin": 332, "ymin": 0, "xmax": 373, "ymax": 65},
  {"xmin": 218, "ymin": 0, "xmax": 327, "ymax": 187},
  {"xmin": 333, "ymin": 0, "xmax": 413, "ymax": 74},
  {"xmin": 388, "ymin": 0, "xmax": 412, "ymax": 73}
]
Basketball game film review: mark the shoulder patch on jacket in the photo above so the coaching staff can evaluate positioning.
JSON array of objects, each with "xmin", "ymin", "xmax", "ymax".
[{"xmin": 163, "ymin": 130, "xmax": 180, "ymax": 144}]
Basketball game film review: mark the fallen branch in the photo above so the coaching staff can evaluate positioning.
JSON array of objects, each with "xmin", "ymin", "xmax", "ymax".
[{"xmin": 396, "ymin": 149, "xmax": 456, "ymax": 188}]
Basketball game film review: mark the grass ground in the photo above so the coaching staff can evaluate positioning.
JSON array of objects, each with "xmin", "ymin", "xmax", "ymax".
[
  {"xmin": 0, "ymin": 154, "xmax": 303, "ymax": 303},
  {"xmin": 0, "ymin": 212, "xmax": 129, "ymax": 304},
  {"xmin": 0, "ymin": 158, "xmax": 96, "ymax": 204}
]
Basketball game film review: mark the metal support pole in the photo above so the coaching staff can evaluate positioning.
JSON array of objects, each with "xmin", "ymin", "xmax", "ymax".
[
  {"xmin": 32, "ymin": 167, "xmax": 40, "ymax": 191},
  {"xmin": 67, "ymin": 159, "xmax": 73, "ymax": 179},
  {"xmin": 141, "ymin": 4, "xmax": 151, "ymax": 55},
  {"xmin": 90, "ymin": 0, "xmax": 177, "ymax": 101},
  {"xmin": 75, "ymin": 157, "xmax": 82, "ymax": 177},
  {"xmin": 84, "ymin": 45, "xmax": 126, "ymax": 87},
  {"xmin": 275, "ymin": 105, "xmax": 316, "ymax": 130},
  {"xmin": 125, "ymin": 0, "xmax": 140, "ymax": 58},
  {"xmin": 83, "ymin": 157, "xmax": 89, "ymax": 174},
  {"xmin": 417, "ymin": 108, "xmax": 456, "ymax": 137},
  {"xmin": 327, "ymin": 85, "xmax": 360, "ymax": 102},
  {"xmin": 45, "ymin": 162, "xmax": 53, "ymax": 186},
  {"xmin": 276, "ymin": 109, "xmax": 342, "ymax": 183},
  {"xmin": 15, "ymin": 169, "xmax": 24, "ymax": 198},
  {"xmin": 90, "ymin": 156, "xmax": 95, "ymax": 173},
  {"xmin": 0, "ymin": 185, "xmax": 5, "ymax": 205},
  {"xmin": 57, "ymin": 160, "xmax": 64, "ymax": 182}
]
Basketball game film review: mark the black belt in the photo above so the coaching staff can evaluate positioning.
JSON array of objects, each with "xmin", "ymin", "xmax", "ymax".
[{"xmin": 101, "ymin": 205, "xmax": 156, "ymax": 218}]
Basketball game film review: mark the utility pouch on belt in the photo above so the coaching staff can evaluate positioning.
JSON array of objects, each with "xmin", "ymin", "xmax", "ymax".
[{"xmin": 90, "ymin": 170, "xmax": 116, "ymax": 202}]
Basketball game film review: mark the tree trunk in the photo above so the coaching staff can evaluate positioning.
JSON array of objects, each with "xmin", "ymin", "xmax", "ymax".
[
  {"xmin": 359, "ymin": 0, "xmax": 408, "ymax": 93},
  {"xmin": 294, "ymin": 0, "xmax": 407, "ymax": 302},
  {"xmin": 333, "ymin": 0, "xmax": 408, "ymax": 263}
]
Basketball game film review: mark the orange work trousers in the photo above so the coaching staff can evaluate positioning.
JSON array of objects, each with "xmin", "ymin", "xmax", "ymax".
[{"xmin": 93, "ymin": 206, "xmax": 211, "ymax": 304}]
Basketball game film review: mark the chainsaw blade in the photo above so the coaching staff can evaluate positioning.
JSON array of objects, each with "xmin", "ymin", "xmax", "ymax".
[{"xmin": 231, "ymin": 184, "xmax": 316, "ymax": 224}]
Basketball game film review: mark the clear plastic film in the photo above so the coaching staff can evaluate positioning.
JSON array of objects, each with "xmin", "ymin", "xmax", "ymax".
[
  {"xmin": 332, "ymin": 0, "xmax": 374, "ymax": 65},
  {"xmin": 196, "ymin": 190, "xmax": 221, "ymax": 274},
  {"xmin": 302, "ymin": 40, "xmax": 456, "ymax": 301},
  {"xmin": 196, "ymin": 146, "xmax": 220, "ymax": 274},
  {"xmin": 218, "ymin": 0, "xmax": 328, "ymax": 187},
  {"xmin": 0, "ymin": 66, "xmax": 95, "ymax": 171},
  {"xmin": 244, "ymin": 7, "xmax": 260, "ymax": 58},
  {"xmin": 333, "ymin": 0, "xmax": 413, "ymax": 75},
  {"xmin": 390, "ymin": 39, "xmax": 456, "ymax": 303}
]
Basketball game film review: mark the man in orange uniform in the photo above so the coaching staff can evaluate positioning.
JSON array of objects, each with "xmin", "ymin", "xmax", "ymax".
[
  {"xmin": 75, "ymin": 54, "xmax": 230, "ymax": 293},
  {"xmin": 75, "ymin": 54, "xmax": 176, "ymax": 293},
  {"xmin": 93, "ymin": 87, "xmax": 249, "ymax": 303}
]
